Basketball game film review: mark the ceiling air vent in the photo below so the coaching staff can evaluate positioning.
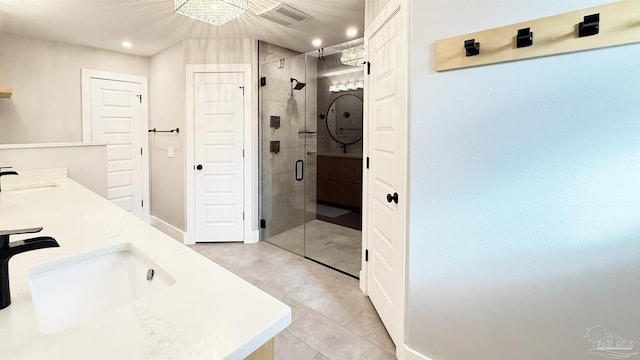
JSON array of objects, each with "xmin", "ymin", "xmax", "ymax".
[{"xmin": 257, "ymin": 3, "xmax": 312, "ymax": 27}]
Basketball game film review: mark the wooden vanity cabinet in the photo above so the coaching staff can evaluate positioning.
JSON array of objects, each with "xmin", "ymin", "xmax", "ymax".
[{"xmin": 317, "ymin": 155, "xmax": 363, "ymax": 209}]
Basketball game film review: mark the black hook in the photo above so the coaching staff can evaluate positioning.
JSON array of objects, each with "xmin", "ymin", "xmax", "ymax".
[
  {"xmin": 464, "ymin": 39, "xmax": 480, "ymax": 56},
  {"xmin": 579, "ymin": 13, "xmax": 600, "ymax": 37},
  {"xmin": 516, "ymin": 27, "xmax": 533, "ymax": 48}
]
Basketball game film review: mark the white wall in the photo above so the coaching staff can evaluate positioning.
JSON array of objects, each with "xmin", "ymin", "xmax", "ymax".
[
  {"xmin": 184, "ymin": 38, "xmax": 259, "ymax": 237},
  {"xmin": 184, "ymin": 38, "xmax": 256, "ymax": 65},
  {"xmin": 407, "ymin": 1, "xmax": 640, "ymax": 359},
  {"xmin": 0, "ymin": 143, "xmax": 107, "ymax": 197},
  {"xmin": 149, "ymin": 39, "xmax": 259, "ymax": 236},
  {"xmin": 149, "ymin": 43, "xmax": 185, "ymax": 231},
  {"xmin": 0, "ymin": 33, "xmax": 149, "ymax": 144},
  {"xmin": 0, "ymin": 33, "xmax": 261, "ymax": 239}
]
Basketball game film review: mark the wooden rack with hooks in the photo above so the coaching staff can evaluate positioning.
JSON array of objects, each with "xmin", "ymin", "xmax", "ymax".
[
  {"xmin": 436, "ymin": 0, "xmax": 640, "ymax": 71},
  {"xmin": 0, "ymin": 87, "xmax": 12, "ymax": 99}
]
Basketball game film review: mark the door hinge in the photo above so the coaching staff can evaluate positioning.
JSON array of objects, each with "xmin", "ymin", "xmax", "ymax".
[
  {"xmin": 365, "ymin": 61, "xmax": 371, "ymax": 75},
  {"xmin": 137, "ymin": 94, "xmax": 142, "ymax": 103},
  {"xmin": 239, "ymin": 86, "xmax": 245, "ymax": 95},
  {"xmin": 140, "ymin": 148, "xmax": 143, "ymax": 155},
  {"xmin": 365, "ymin": 249, "xmax": 369, "ymax": 262},
  {"xmin": 366, "ymin": 157, "xmax": 370, "ymax": 169},
  {"xmin": 243, "ymin": 212, "xmax": 245, "ymax": 220},
  {"xmin": 141, "ymin": 200, "xmax": 144, "ymax": 207},
  {"xmin": 242, "ymin": 150, "xmax": 245, "ymax": 158},
  {"xmin": 260, "ymin": 77, "xmax": 267, "ymax": 87},
  {"xmin": 260, "ymin": 219, "xmax": 266, "ymax": 229}
]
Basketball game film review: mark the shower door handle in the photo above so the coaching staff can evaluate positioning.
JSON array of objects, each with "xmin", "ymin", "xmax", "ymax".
[{"xmin": 295, "ymin": 160, "xmax": 304, "ymax": 181}]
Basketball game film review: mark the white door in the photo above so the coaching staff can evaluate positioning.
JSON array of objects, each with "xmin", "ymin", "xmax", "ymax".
[
  {"xmin": 364, "ymin": 2, "xmax": 406, "ymax": 348},
  {"xmin": 194, "ymin": 72, "xmax": 245, "ymax": 242},
  {"xmin": 89, "ymin": 78, "xmax": 144, "ymax": 219}
]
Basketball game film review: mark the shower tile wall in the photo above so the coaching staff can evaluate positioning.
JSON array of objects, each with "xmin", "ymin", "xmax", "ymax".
[
  {"xmin": 258, "ymin": 42, "xmax": 299, "ymax": 64},
  {"xmin": 260, "ymin": 45, "xmax": 318, "ymax": 241}
]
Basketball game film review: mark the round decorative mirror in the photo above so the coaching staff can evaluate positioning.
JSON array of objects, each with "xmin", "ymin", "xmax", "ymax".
[{"xmin": 325, "ymin": 94, "xmax": 363, "ymax": 146}]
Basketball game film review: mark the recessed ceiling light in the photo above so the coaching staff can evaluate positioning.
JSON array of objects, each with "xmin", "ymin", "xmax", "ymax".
[
  {"xmin": 312, "ymin": 38, "xmax": 322, "ymax": 47},
  {"xmin": 121, "ymin": 41, "xmax": 133, "ymax": 49},
  {"xmin": 346, "ymin": 27, "xmax": 358, "ymax": 38}
]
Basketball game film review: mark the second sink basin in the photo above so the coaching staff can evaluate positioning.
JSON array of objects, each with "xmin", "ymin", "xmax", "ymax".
[
  {"xmin": 3, "ymin": 182, "xmax": 58, "ymax": 194},
  {"xmin": 28, "ymin": 243, "xmax": 175, "ymax": 334}
]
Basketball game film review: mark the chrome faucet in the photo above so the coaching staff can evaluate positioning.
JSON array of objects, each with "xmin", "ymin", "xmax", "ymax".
[
  {"xmin": 0, "ymin": 227, "xmax": 59, "ymax": 309},
  {"xmin": 0, "ymin": 166, "xmax": 19, "ymax": 192}
]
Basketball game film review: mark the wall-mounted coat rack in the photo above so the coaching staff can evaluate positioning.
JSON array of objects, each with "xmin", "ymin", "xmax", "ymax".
[
  {"xmin": 148, "ymin": 128, "xmax": 179, "ymax": 133},
  {"xmin": 0, "ymin": 87, "xmax": 12, "ymax": 99},
  {"xmin": 436, "ymin": 0, "xmax": 640, "ymax": 71}
]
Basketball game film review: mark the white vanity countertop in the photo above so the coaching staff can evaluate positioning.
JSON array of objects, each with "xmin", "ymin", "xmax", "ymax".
[
  {"xmin": 0, "ymin": 178, "xmax": 290, "ymax": 359},
  {"xmin": 0, "ymin": 142, "xmax": 107, "ymax": 150}
]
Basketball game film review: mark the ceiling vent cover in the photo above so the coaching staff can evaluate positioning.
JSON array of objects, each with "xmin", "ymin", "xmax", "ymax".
[{"xmin": 257, "ymin": 3, "xmax": 311, "ymax": 27}]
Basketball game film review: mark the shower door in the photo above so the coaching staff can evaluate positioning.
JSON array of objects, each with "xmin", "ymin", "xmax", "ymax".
[
  {"xmin": 260, "ymin": 49, "xmax": 361, "ymax": 278},
  {"xmin": 259, "ymin": 54, "xmax": 311, "ymax": 257}
]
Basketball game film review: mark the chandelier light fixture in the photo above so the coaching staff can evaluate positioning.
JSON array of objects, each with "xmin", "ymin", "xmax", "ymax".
[
  {"xmin": 174, "ymin": 0, "xmax": 248, "ymax": 26},
  {"xmin": 340, "ymin": 45, "xmax": 365, "ymax": 67}
]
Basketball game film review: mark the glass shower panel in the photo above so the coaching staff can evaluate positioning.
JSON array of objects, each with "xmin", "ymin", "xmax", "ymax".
[
  {"xmin": 260, "ymin": 54, "xmax": 307, "ymax": 256},
  {"xmin": 259, "ymin": 42, "xmax": 363, "ymax": 279},
  {"xmin": 302, "ymin": 46, "xmax": 364, "ymax": 278}
]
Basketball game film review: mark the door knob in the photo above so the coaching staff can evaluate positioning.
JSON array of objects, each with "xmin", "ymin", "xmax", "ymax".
[
  {"xmin": 386, "ymin": 192, "xmax": 399, "ymax": 204},
  {"xmin": 196, "ymin": 164, "xmax": 203, "ymax": 171}
]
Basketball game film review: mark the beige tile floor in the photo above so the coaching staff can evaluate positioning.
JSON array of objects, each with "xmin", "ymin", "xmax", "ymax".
[
  {"xmin": 265, "ymin": 220, "xmax": 362, "ymax": 277},
  {"xmin": 188, "ymin": 241, "xmax": 395, "ymax": 360}
]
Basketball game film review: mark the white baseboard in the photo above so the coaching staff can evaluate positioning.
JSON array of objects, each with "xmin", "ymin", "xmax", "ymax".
[
  {"xmin": 245, "ymin": 229, "xmax": 260, "ymax": 244},
  {"xmin": 150, "ymin": 215, "xmax": 184, "ymax": 243},
  {"xmin": 181, "ymin": 229, "xmax": 258, "ymax": 245},
  {"xmin": 404, "ymin": 344, "xmax": 432, "ymax": 360}
]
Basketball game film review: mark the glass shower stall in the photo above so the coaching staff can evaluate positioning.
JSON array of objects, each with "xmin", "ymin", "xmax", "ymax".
[{"xmin": 259, "ymin": 43, "xmax": 364, "ymax": 278}]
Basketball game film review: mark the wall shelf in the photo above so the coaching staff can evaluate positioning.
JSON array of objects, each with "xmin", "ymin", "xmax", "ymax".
[
  {"xmin": 436, "ymin": 0, "xmax": 640, "ymax": 71},
  {"xmin": 0, "ymin": 87, "xmax": 12, "ymax": 99}
]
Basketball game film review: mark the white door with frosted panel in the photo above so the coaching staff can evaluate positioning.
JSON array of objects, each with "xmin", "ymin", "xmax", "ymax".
[
  {"xmin": 194, "ymin": 72, "xmax": 244, "ymax": 242},
  {"xmin": 364, "ymin": 1, "xmax": 406, "ymax": 348},
  {"xmin": 89, "ymin": 78, "xmax": 144, "ymax": 219}
]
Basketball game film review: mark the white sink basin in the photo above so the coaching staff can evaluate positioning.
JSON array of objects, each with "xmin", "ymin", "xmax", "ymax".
[
  {"xmin": 28, "ymin": 243, "xmax": 175, "ymax": 334},
  {"xmin": 3, "ymin": 182, "xmax": 58, "ymax": 194}
]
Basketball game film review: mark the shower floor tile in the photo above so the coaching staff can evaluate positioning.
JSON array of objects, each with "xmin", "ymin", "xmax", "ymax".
[{"xmin": 265, "ymin": 219, "xmax": 362, "ymax": 277}]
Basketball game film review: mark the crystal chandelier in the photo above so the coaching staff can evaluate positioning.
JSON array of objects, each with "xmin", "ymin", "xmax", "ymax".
[
  {"xmin": 340, "ymin": 45, "xmax": 365, "ymax": 67},
  {"xmin": 174, "ymin": 0, "xmax": 248, "ymax": 26}
]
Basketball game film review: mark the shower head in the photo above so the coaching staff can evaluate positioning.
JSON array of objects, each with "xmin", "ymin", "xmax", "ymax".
[{"xmin": 291, "ymin": 78, "xmax": 306, "ymax": 90}]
